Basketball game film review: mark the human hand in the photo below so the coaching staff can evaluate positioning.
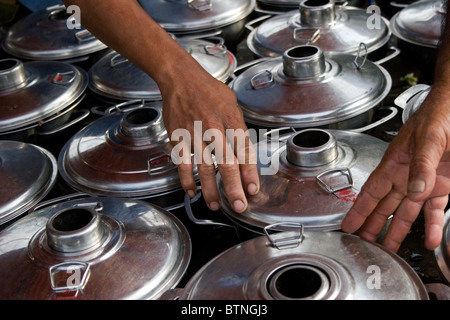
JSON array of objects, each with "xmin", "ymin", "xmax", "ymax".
[
  {"xmin": 160, "ymin": 63, "xmax": 260, "ymax": 213},
  {"xmin": 341, "ymin": 86, "xmax": 450, "ymax": 252}
]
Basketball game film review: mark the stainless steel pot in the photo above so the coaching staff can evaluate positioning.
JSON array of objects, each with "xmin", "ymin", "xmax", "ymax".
[
  {"xmin": 0, "ymin": 140, "xmax": 57, "ymax": 227},
  {"xmin": 58, "ymin": 100, "xmax": 198, "ymax": 206},
  {"xmin": 1, "ymin": 5, "xmax": 107, "ymax": 63},
  {"xmin": 137, "ymin": 0, "xmax": 256, "ymax": 50},
  {"xmin": 0, "ymin": 195, "xmax": 191, "ymax": 300},
  {"xmin": 178, "ymin": 224, "xmax": 429, "ymax": 300},
  {"xmin": 389, "ymin": 0, "xmax": 444, "ymax": 81},
  {"xmin": 88, "ymin": 37, "xmax": 237, "ymax": 102},
  {"xmin": 390, "ymin": 0, "xmax": 444, "ymax": 49},
  {"xmin": 230, "ymin": 45, "xmax": 393, "ymax": 130},
  {"xmin": 246, "ymin": 0, "xmax": 391, "ymax": 58},
  {"xmin": 0, "ymin": 58, "xmax": 89, "ymax": 142},
  {"xmin": 217, "ymin": 128, "xmax": 388, "ymax": 233}
]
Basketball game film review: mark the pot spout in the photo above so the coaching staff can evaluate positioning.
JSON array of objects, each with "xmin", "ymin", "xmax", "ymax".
[
  {"xmin": 282, "ymin": 45, "xmax": 326, "ymax": 79},
  {"xmin": 286, "ymin": 129, "xmax": 338, "ymax": 167},
  {"xmin": 300, "ymin": 0, "xmax": 336, "ymax": 27}
]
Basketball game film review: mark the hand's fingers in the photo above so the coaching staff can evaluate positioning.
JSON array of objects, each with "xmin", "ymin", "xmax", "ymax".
[
  {"xmin": 423, "ymin": 195, "xmax": 448, "ymax": 250},
  {"xmin": 201, "ymin": 123, "xmax": 249, "ymax": 213},
  {"xmin": 226, "ymin": 127, "xmax": 259, "ymax": 195},
  {"xmin": 381, "ymin": 197, "xmax": 424, "ymax": 252},
  {"xmin": 195, "ymin": 132, "xmax": 222, "ymax": 211},
  {"xmin": 216, "ymin": 139, "xmax": 248, "ymax": 213},
  {"xmin": 341, "ymin": 164, "xmax": 394, "ymax": 233},
  {"xmin": 197, "ymin": 161, "xmax": 221, "ymax": 211},
  {"xmin": 357, "ymin": 188, "xmax": 405, "ymax": 242},
  {"xmin": 341, "ymin": 131, "xmax": 412, "ymax": 234}
]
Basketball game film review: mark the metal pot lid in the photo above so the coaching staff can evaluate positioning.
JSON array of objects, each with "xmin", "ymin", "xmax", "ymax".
[
  {"xmin": 390, "ymin": 0, "xmax": 445, "ymax": 48},
  {"xmin": 2, "ymin": 5, "xmax": 107, "ymax": 60},
  {"xmin": 231, "ymin": 45, "xmax": 392, "ymax": 128},
  {"xmin": 180, "ymin": 225, "xmax": 428, "ymax": 300},
  {"xmin": 0, "ymin": 141, "xmax": 57, "ymax": 226},
  {"xmin": 0, "ymin": 58, "xmax": 88, "ymax": 134},
  {"xmin": 218, "ymin": 129, "xmax": 388, "ymax": 231},
  {"xmin": 88, "ymin": 38, "xmax": 237, "ymax": 101},
  {"xmin": 58, "ymin": 101, "xmax": 196, "ymax": 198},
  {"xmin": 394, "ymin": 84, "xmax": 431, "ymax": 123},
  {"xmin": 0, "ymin": 195, "xmax": 191, "ymax": 300},
  {"xmin": 247, "ymin": 0, "xmax": 391, "ymax": 58},
  {"xmin": 435, "ymin": 209, "xmax": 450, "ymax": 284},
  {"xmin": 138, "ymin": 0, "xmax": 256, "ymax": 33}
]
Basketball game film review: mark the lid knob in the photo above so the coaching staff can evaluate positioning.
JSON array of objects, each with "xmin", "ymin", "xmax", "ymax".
[
  {"xmin": 46, "ymin": 204, "xmax": 104, "ymax": 253},
  {"xmin": 300, "ymin": 0, "xmax": 336, "ymax": 27},
  {"xmin": 119, "ymin": 107, "xmax": 164, "ymax": 139},
  {"xmin": 282, "ymin": 45, "xmax": 326, "ymax": 79},
  {"xmin": 286, "ymin": 129, "xmax": 338, "ymax": 167},
  {"xmin": 0, "ymin": 59, "xmax": 26, "ymax": 91}
]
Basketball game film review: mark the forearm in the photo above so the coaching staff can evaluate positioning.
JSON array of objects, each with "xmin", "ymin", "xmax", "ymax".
[{"xmin": 62, "ymin": 0, "xmax": 207, "ymax": 90}]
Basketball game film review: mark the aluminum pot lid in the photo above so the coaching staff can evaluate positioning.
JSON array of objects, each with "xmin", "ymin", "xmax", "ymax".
[
  {"xmin": 247, "ymin": 0, "xmax": 391, "ymax": 58},
  {"xmin": 231, "ymin": 45, "xmax": 392, "ymax": 128},
  {"xmin": 218, "ymin": 129, "xmax": 388, "ymax": 231},
  {"xmin": 0, "ymin": 58, "xmax": 88, "ymax": 134},
  {"xmin": 88, "ymin": 38, "xmax": 237, "ymax": 101},
  {"xmin": 58, "ymin": 101, "xmax": 196, "ymax": 198},
  {"xmin": 394, "ymin": 84, "xmax": 431, "ymax": 123},
  {"xmin": 435, "ymin": 209, "xmax": 450, "ymax": 284},
  {"xmin": 180, "ymin": 226, "xmax": 428, "ymax": 300},
  {"xmin": 138, "ymin": 0, "xmax": 256, "ymax": 33},
  {"xmin": 2, "ymin": 5, "xmax": 107, "ymax": 60},
  {"xmin": 390, "ymin": 0, "xmax": 445, "ymax": 48},
  {"xmin": 0, "ymin": 195, "xmax": 191, "ymax": 300},
  {"xmin": 0, "ymin": 141, "xmax": 57, "ymax": 226}
]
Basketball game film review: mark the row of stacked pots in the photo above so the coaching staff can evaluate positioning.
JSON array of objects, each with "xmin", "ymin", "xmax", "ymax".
[{"xmin": 0, "ymin": 0, "xmax": 448, "ymax": 299}]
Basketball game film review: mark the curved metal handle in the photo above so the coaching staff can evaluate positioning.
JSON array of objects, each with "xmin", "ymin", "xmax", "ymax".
[
  {"xmin": 293, "ymin": 28, "xmax": 320, "ymax": 44},
  {"xmin": 245, "ymin": 15, "xmax": 272, "ymax": 32},
  {"xmin": 75, "ymin": 29, "xmax": 95, "ymax": 43},
  {"xmin": 262, "ymin": 127, "xmax": 297, "ymax": 142},
  {"xmin": 374, "ymin": 46, "xmax": 401, "ymax": 65},
  {"xmin": 92, "ymin": 99, "xmax": 147, "ymax": 116},
  {"xmin": 425, "ymin": 283, "xmax": 450, "ymax": 300},
  {"xmin": 110, "ymin": 53, "xmax": 129, "ymax": 68},
  {"xmin": 188, "ymin": 0, "xmax": 211, "ymax": 11},
  {"xmin": 177, "ymin": 30, "xmax": 223, "ymax": 41},
  {"xmin": 264, "ymin": 222, "xmax": 304, "ymax": 250},
  {"xmin": 349, "ymin": 106, "xmax": 398, "ymax": 133},
  {"xmin": 28, "ymin": 192, "xmax": 91, "ymax": 215},
  {"xmin": 184, "ymin": 187, "xmax": 236, "ymax": 229},
  {"xmin": 254, "ymin": 6, "xmax": 287, "ymax": 15},
  {"xmin": 163, "ymin": 190, "xmax": 202, "ymax": 212},
  {"xmin": 316, "ymin": 168, "xmax": 354, "ymax": 197},
  {"xmin": 389, "ymin": 1, "xmax": 411, "ymax": 8},
  {"xmin": 394, "ymin": 84, "xmax": 430, "ymax": 110},
  {"xmin": 37, "ymin": 108, "xmax": 90, "ymax": 136},
  {"xmin": 353, "ymin": 43, "xmax": 368, "ymax": 69},
  {"xmin": 49, "ymin": 261, "xmax": 90, "ymax": 292}
]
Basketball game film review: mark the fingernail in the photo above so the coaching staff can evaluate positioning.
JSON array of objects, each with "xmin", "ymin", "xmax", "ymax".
[
  {"xmin": 187, "ymin": 190, "xmax": 195, "ymax": 198},
  {"xmin": 233, "ymin": 200, "xmax": 246, "ymax": 212},
  {"xmin": 247, "ymin": 183, "xmax": 258, "ymax": 195},
  {"xmin": 408, "ymin": 180, "xmax": 425, "ymax": 193},
  {"xmin": 209, "ymin": 201, "xmax": 220, "ymax": 211}
]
